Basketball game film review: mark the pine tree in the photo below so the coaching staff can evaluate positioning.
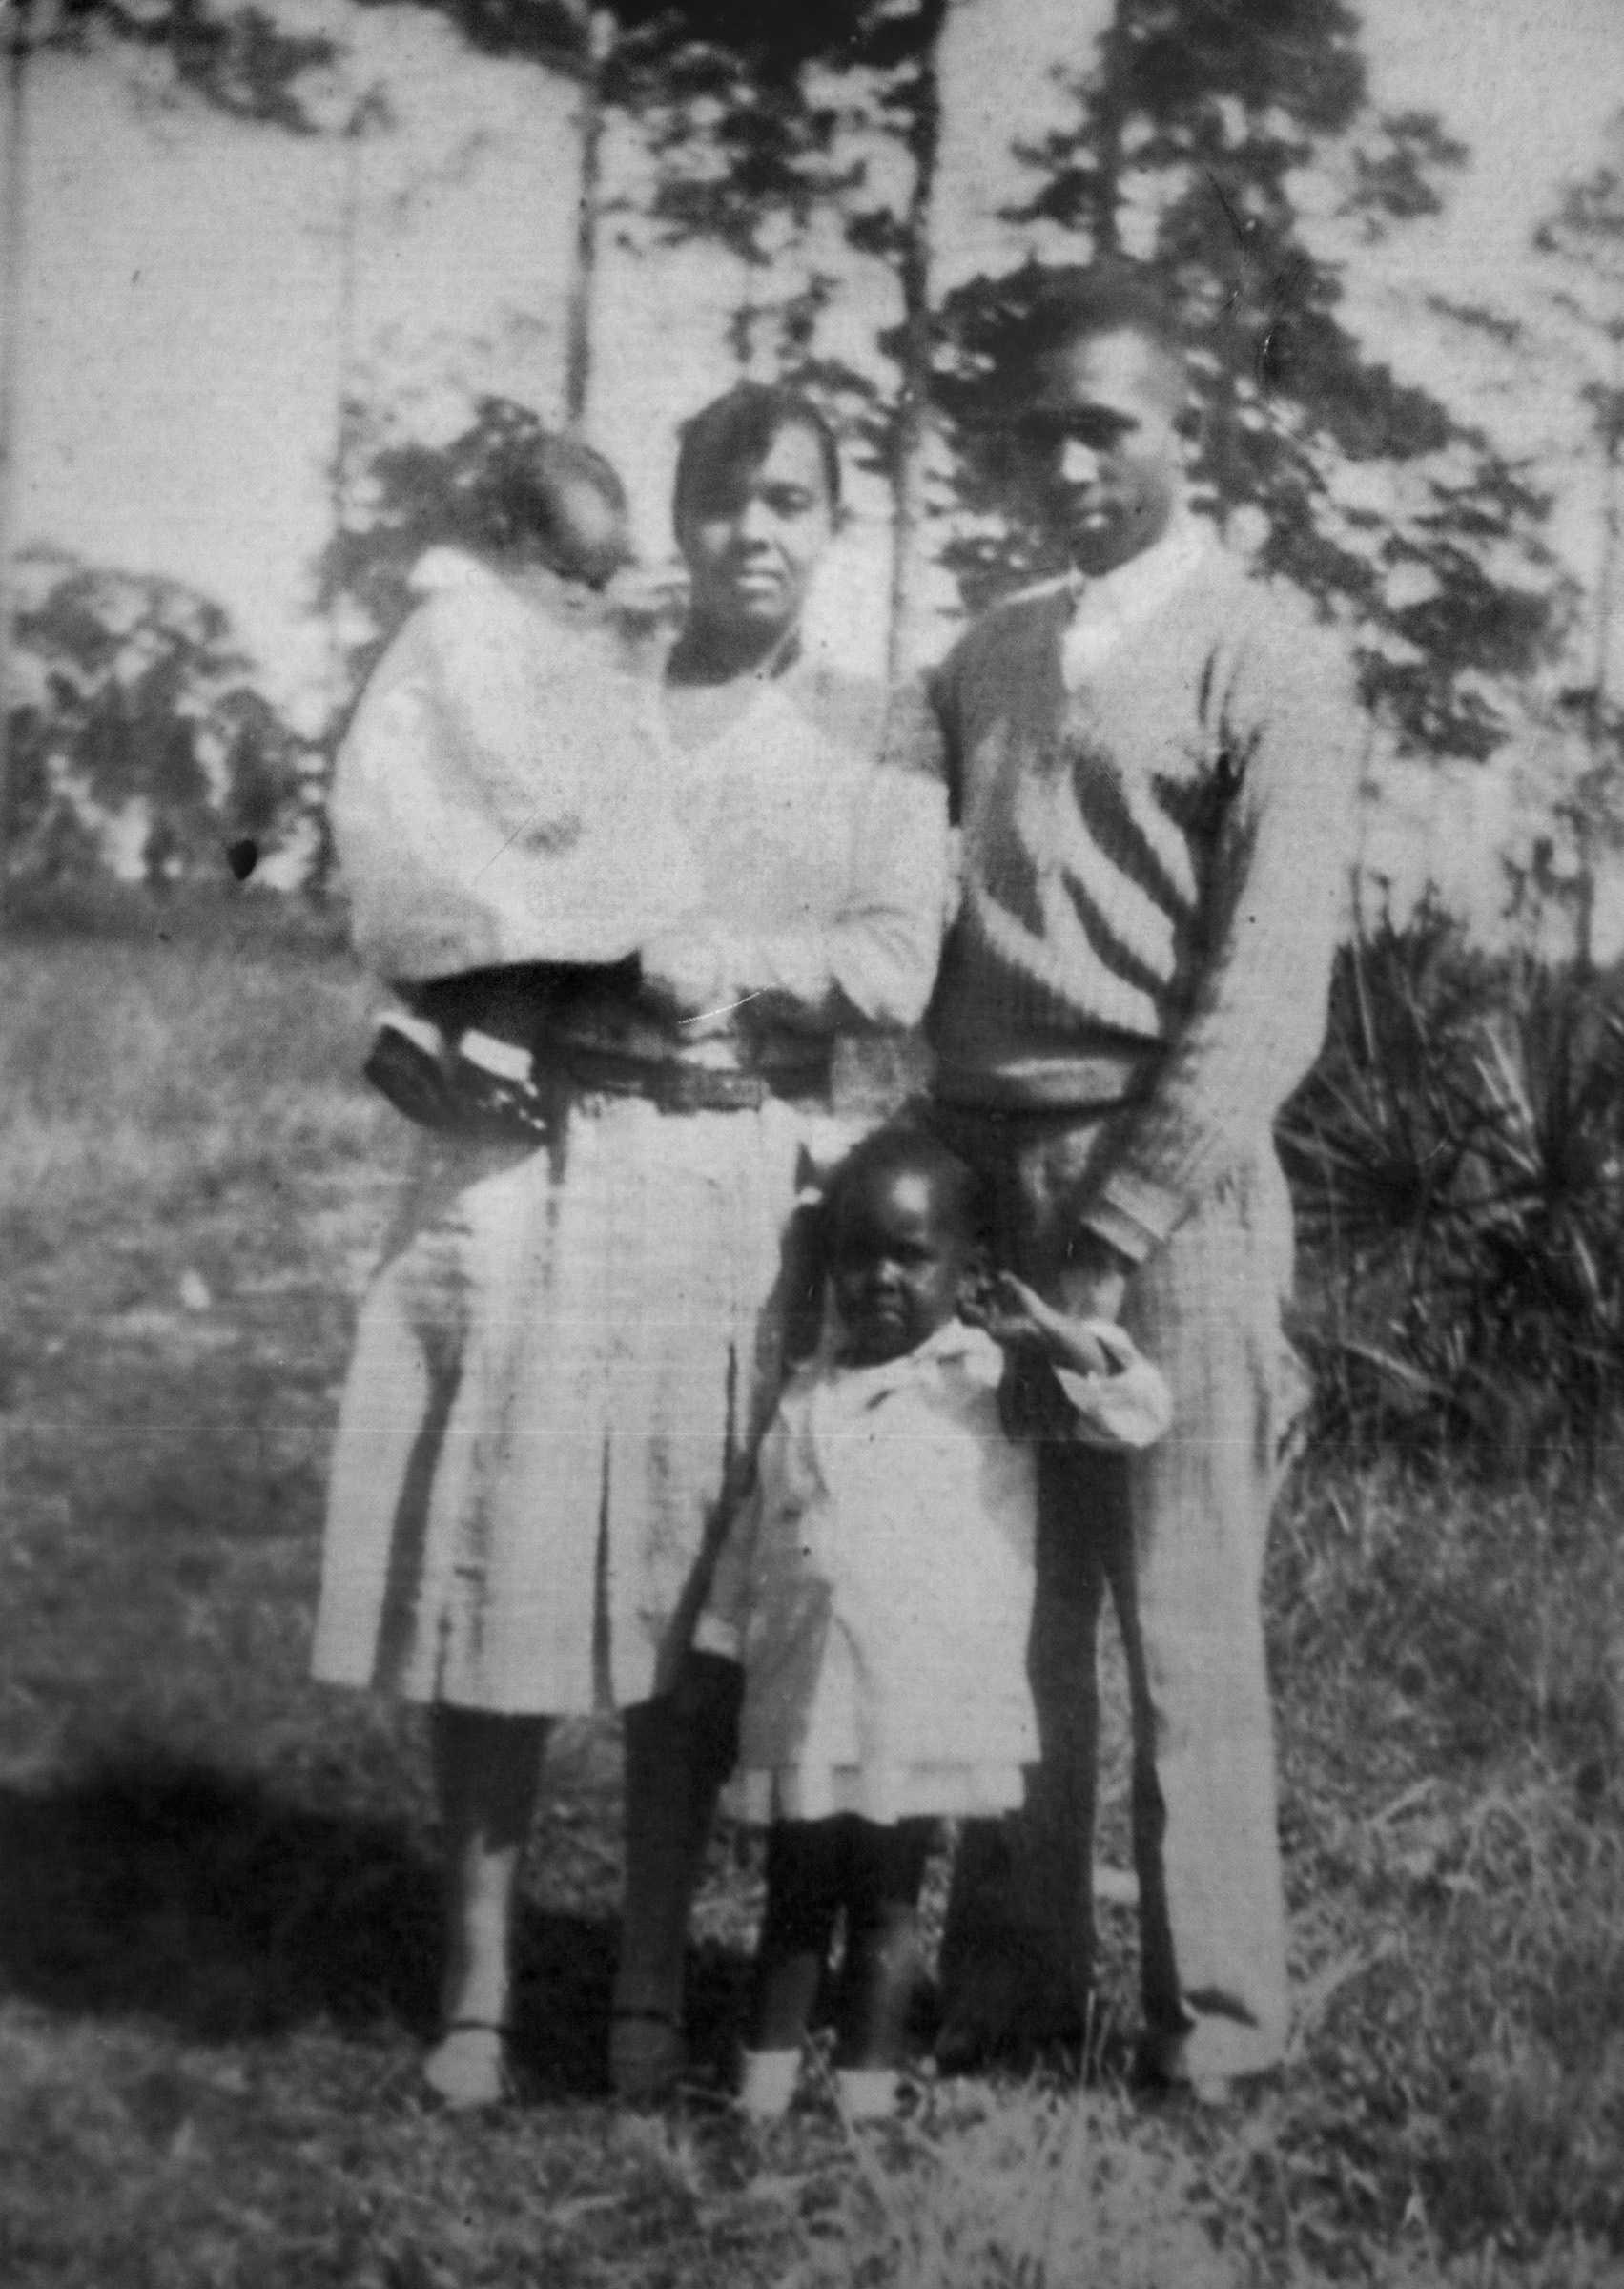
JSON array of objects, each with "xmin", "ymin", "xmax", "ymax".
[
  {"xmin": 1533, "ymin": 118, "xmax": 1624, "ymax": 967},
  {"xmin": 933, "ymin": 0, "xmax": 1555, "ymax": 760},
  {"xmin": 389, "ymin": 1, "xmax": 953, "ymax": 674},
  {"xmin": 0, "ymin": 0, "xmax": 35, "ymax": 907},
  {"xmin": 0, "ymin": 0, "xmax": 339, "ymax": 906}
]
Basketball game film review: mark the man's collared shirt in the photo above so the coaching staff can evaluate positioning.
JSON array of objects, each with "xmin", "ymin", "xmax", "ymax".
[{"xmin": 1059, "ymin": 511, "xmax": 1213, "ymax": 690}]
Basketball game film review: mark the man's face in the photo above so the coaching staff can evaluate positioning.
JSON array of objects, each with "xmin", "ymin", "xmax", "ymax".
[
  {"xmin": 1014, "ymin": 326, "xmax": 1187, "ymax": 577},
  {"xmin": 676, "ymin": 423, "xmax": 835, "ymax": 646},
  {"xmin": 830, "ymin": 1165, "xmax": 972, "ymax": 1368}
]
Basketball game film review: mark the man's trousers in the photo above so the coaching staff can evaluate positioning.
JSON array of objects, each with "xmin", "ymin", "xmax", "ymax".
[{"xmin": 931, "ymin": 1103, "xmax": 1303, "ymax": 2083}]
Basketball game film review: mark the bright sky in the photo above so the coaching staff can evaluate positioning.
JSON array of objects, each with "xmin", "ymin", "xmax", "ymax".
[{"xmin": 5, "ymin": 0, "xmax": 1623, "ymax": 926}]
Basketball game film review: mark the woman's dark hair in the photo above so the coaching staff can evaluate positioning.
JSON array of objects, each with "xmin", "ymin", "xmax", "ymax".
[{"xmin": 672, "ymin": 382, "xmax": 842, "ymax": 533}]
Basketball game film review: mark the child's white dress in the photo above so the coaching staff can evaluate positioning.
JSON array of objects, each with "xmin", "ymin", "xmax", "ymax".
[{"xmin": 695, "ymin": 1320, "xmax": 1170, "ymax": 1825}]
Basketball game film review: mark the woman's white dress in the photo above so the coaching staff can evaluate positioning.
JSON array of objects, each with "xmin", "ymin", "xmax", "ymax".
[{"xmin": 312, "ymin": 613, "xmax": 947, "ymax": 1714}]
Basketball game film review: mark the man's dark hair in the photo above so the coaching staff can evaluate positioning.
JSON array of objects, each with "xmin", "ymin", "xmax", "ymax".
[
  {"xmin": 672, "ymin": 382, "xmax": 842, "ymax": 533},
  {"xmin": 478, "ymin": 432, "xmax": 631, "ymax": 585},
  {"xmin": 1006, "ymin": 262, "xmax": 1187, "ymax": 376},
  {"xmin": 823, "ymin": 1124, "xmax": 988, "ymax": 1249}
]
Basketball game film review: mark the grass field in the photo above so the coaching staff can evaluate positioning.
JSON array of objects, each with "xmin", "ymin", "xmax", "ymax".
[{"xmin": 4, "ymin": 904, "xmax": 1624, "ymax": 2287}]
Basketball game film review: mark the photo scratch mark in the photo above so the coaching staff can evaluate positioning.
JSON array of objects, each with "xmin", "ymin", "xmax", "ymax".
[
  {"xmin": 681, "ymin": 992, "xmax": 765, "ymax": 1025},
  {"xmin": 470, "ymin": 814, "xmax": 548, "ymax": 882}
]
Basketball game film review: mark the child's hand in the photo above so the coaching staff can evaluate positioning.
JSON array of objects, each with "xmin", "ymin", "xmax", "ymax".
[{"xmin": 965, "ymin": 1270, "xmax": 1112, "ymax": 1379}]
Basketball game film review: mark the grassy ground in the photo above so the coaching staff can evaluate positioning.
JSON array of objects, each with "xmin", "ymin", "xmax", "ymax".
[{"xmin": 4, "ymin": 905, "xmax": 1624, "ymax": 2287}]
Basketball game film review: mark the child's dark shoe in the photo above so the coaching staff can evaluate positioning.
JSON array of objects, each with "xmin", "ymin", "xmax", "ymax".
[
  {"xmin": 608, "ymin": 2007, "xmax": 686, "ymax": 2106},
  {"xmin": 449, "ymin": 1030, "xmax": 554, "ymax": 1148},
  {"xmin": 364, "ymin": 1012, "xmax": 457, "ymax": 1130}
]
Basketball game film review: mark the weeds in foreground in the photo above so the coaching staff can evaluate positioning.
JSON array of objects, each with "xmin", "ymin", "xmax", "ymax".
[{"xmin": 5, "ymin": 918, "xmax": 1624, "ymax": 2285}]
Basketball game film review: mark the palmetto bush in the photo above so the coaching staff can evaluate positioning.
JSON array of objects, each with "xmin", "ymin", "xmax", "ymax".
[{"xmin": 1280, "ymin": 906, "xmax": 1624, "ymax": 1473}]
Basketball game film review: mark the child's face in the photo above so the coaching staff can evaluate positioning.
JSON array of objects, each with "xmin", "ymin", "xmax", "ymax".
[
  {"xmin": 830, "ymin": 1165, "xmax": 973, "ymax": 1367},
  {"xmin": 549, "ymin": 473, "xmax": 630, "ymax": 588}
]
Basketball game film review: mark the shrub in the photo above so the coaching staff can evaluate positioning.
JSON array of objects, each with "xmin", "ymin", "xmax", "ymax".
[{"xmin": 1280, "ymin": 907, "xmax": 1624, "ymax": 1475}]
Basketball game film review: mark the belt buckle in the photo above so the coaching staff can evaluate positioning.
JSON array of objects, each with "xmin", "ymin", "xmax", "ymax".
[
  {"xmin": 659, "ymin": 1063, "xmax": 766, "ymax": 1114},
  {"xmin": 657, "ymin": 1062, "xmax": 705, "ymax": 1114}
]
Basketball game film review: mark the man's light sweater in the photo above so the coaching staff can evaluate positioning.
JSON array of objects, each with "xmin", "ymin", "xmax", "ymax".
[{"xmin": 888, "ymin": 536, "xmax": 1361, "ymax": 1264}]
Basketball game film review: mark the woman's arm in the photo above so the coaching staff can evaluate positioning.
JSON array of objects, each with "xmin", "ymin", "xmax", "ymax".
[
  {"xmin": 640, "ymin": 761, "xmax": 951, "ymax": 1035},
  {"xmin": 690, "ymin": 1472, "xmax": 771, "ymax": 1663}
]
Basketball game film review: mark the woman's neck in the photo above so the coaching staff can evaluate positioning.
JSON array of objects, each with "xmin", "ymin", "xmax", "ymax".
[{"xmin": 667, "ymin": 614, "xmax": 800, "ymax": 688}]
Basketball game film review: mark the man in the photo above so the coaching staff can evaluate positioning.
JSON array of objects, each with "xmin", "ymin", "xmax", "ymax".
[{"xmin": 888, "ymin": 266, "xmax": 1360, "ymax": 2095}]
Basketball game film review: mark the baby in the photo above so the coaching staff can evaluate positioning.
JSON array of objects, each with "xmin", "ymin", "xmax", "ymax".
[
  {"xmin": 337, "ymin": 431, "xmax": 703, "ymax": 1143},
  {"xmin": 687, "ymin": 1127, "xmax": 1171, "ymax": 2121}
]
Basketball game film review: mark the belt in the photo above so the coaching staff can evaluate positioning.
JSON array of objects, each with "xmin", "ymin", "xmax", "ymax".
[
  {"xmin": 551, "ymin": 1042, "xmax": 831, "ymax": 1114},
  {"xmin": 932, "ymin": 1050, "xmax": 1150, "ymax": 1114}
]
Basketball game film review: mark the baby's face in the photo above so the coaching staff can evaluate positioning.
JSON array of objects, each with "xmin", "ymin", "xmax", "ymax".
[
  {"xmin": 830, "ymin": 1166, "xmax": 972, "ymax": 1367},
  {"xmin": 550, "ymin": 474, "xmax": 631, "ymax": 588}
]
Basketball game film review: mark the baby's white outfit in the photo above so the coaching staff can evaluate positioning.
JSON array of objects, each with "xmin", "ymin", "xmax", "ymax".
[
  {"xmin": 332, "ymin": 546, "xmax": 702, "ymax": 982},
  {"xmin": 694, "ymin": 1318, "xmax": 1171, "ymax": 1827}
]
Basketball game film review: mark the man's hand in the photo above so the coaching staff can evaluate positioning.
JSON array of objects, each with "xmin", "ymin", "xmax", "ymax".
[
  {"xmin": 963, "ymin": 1269, "xmax": 1112, "ymax": 1378},
  {"xmin": 1057, "ymin": 1231, "xmax": 1134, "ymax": 1326}
]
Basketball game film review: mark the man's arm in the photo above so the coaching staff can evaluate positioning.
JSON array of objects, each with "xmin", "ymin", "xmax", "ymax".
[
  {"xmin": 973, "ymin": 1270, "xmax": 1173, "ymax": 1445},
  {"xmin": 1082, "ymin": 591, "xmax": 1361, "ymax": 1268}
]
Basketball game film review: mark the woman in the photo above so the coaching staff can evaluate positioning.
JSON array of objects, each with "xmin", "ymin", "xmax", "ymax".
[{"xmin": 312, "ymin": 385, "xmax": 947, "ymax": 2108}]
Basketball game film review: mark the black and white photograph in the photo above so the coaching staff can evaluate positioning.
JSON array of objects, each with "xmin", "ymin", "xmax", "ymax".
[{"xmin": 2, "ymin": 1, "xmax": 1623, "ymax": 2280}]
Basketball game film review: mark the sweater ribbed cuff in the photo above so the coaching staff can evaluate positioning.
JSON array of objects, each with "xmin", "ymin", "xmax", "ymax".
[
  {"xmin": 691, "ymin": 1614, "xmax": 744, "ymax": 1661},
  {"xmin": 1052, "ymin": 1351, "xmax": 1173, "ymax": 1451},
  {"xmin": 1087, "ymin": 1168, "xmax": 1185, "ymax": 1264}
]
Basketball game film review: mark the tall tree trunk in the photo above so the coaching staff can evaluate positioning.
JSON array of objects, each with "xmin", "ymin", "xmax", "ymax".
[
  {"xmin": 309, "ymin": 83, "xmax": 372, "ymax": 903},
  {"xmin": 884, "ymin": 0, "xmax": 948, "ymax": 689},
  {"xmin": 1574, "ymin": 337, "xmax": 1623, "ymax": 973},
  {"xmin": 0, "ymin": 0, "xmax": 31, "ymax": 916},
  {"xmin": 563, "ymin": 8, "xmax": 613, "ymax": 429},
  {"xmin": 1089, "ymin": 0, "xmax": 1129, "ymax": 258}
]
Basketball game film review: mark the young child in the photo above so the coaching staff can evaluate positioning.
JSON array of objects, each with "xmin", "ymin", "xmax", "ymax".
[
  {"xmin": 687, "ymin": 1128, "xmax": 1171, "ymax": 2122},
  {"xmin": 335, "ymin": 431, "xmax": 705, "ymax": 1144}
]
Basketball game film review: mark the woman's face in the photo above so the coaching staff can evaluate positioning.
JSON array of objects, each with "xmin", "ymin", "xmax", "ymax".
[{"xmin": 676, "ymin": 423, "xmax": 835, "ymax": 651}]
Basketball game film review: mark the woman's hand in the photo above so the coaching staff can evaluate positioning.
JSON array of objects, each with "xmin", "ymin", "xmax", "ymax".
[{"xmin": 639, "ymin": 926, "xmax": 729, "ymax": 1025}]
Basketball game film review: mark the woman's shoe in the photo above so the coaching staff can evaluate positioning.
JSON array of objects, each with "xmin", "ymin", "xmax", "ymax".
[
  {"xmin": 422, "ymin": 2019, "xmax": 513, "ymax": 2111},
  {"xmin": 608, "ymin": 2006, "xmax": 686, "ymax": 2105}
]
